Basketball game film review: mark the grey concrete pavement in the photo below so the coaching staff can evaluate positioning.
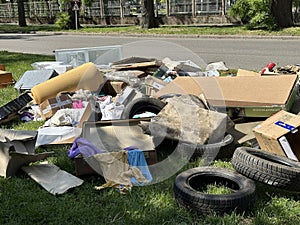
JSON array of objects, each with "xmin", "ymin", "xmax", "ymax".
[{"xmin": 1, "ymin": 32, "xmax": 300, "ymax": 71}]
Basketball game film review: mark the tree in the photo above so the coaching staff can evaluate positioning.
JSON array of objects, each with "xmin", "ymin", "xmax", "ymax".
[
  {"xmin": 141, "ymin": 0, "xmax": 159, "ymax": 29},
  {"xmin": 17, "ymin": 0, "xmax": 27, "ymax": 27},
  {"xmin": 228, "ymin": 0, "xmax": 294, "ymax": 30},
  {"xmin": 271, "ymin": 0, "xmax": 293, "ymax": 28}
]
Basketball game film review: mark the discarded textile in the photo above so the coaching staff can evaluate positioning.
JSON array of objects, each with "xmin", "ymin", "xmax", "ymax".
[
  {"xmin": 127, "ymin": 149, "xmax": 152, "ymax": 185},
  {"xmin": 84, "ymin": 150, "xmax": 149, "ymax": 192},
  {"xmin": 68, "ymin": 137, "xmax": 106, "ymax": 159}
]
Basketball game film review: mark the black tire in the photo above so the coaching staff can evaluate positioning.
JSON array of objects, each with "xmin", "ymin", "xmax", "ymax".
[
  {"xmin": 231, "ymin": 147, "xmax": 300, "ymax": 192},
  {"xmin": 121, "ymin": 97, "xmax": 166, "ymax": 119},
  {"xmin": 174, "ymin": 166, "xmax": 256, "ymax": 215},
  {"xmin": 190, "ymin": 134, "xmax": 236, "ymax": 161}
]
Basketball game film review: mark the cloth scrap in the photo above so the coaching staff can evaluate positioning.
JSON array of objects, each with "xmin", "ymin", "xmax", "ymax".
[
  {"xmin": 84, "ymin": 150, "xmax": 149, "ymax": 192},
  {"xmin": 127, "ymin": 149, "xmax": 152, "ymax": 185},
  {"xmin": 68, "ymin": 137, "xmax": 106, "ymax": 159}
]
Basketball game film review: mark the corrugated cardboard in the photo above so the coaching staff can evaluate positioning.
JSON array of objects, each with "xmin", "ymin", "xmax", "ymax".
[
  {"xmin": 39, "ymin": 94, "xmax": 73, "ymax": 120},
  {"xmin": 236, "ymin": 69, "xmax": 261, "ymax": 76},
  {"xmin": 154, "ymin": 75, "xmax": 298, "ymax": 117},
  {"xmin": 75, "ymin": 118, "xmax": 157, "ymax": 176},
  {"xmin": 144, "ymin": 75, "xmax": 167, "ymax": 96},
  {"xmin": 253, "ymin": 110, "xmax": 300, "ymax": 161}
]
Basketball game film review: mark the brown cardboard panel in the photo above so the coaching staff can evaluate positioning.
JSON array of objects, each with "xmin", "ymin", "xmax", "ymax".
[
  {"xmin": 155, "ymin": 75, "xmax": 298, "ymax": 108},
  {"xmin": 39, "ymin": 94, "xmax": 73, "ymax": 120},
  {"xmin": 236, "ymin": 69, "xmax": 261, "ymax": 76},
  {"xmin": 253, "ymin": 110, "xmax": 300, "ymax": 161}
]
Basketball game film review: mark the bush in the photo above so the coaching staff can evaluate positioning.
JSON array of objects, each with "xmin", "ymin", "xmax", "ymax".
[
  {"xmin": 228, "ymin": 0, "xmax": 277, "ymax": 31},
  {"xmin": 55, "ymin": 12, "xmax": 70, "ymax": 29}
]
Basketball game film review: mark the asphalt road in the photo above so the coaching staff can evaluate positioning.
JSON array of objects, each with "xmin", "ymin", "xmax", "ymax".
[{"xmin": 1, "ymin": 32, "xmax": 300, "ymax": 71}]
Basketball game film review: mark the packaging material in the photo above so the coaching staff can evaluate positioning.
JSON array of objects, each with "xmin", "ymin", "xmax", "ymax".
[
  {"xmin": 31, "ymin": 62, "xmax": 105, "ymax": 104},
  {"xmin": 14, "ymin": 69, "xmax": 58, "ymax": 92},
  {"xmin": 236, "ymin": 69, "xmax": 261, "ymax": 76},
  {"xmin": 154, "ymin": 75, "xmax": 298, "ymax": 117},
  {"xmin": 0, "ymin": 70, "xmax": 14, "ymax": 88},
  {"xmin": 35, "ymin": 126, "xmax": 82, "ymax": 147},
  {"xmin": 143, "ymin": 75, "xmax": 167, "ymax": 96},
  {"xmin": 205, "ymin": 61, "xmax": 228, "ymax": 71},
  {"xmin": 0, "ymin": 140, "xmax": 54, "ymax": 178},
  {"xmin": 22, "ymin": 163, "xmax": 83, "ymax": 195},
  {"xmin": 0, "ymin": 129, "xmax": 37, "ymax": 153},
  {"xmin": 162, "ymin": 57, "xmax": 202, "ymax": 73},
  {"xmin": 101, "ymin": 80, "xmax": 127, "ymax": 96},
  {"xmin": 39, "ymin": 94, "xmax": 73, "ymax": 120},
  {"xmin": 0, "ymin": 92, "xmax": 33, "ymax": 123},
  {"xmin": 253, "ymin": 110, "xmax": 300, "ymax": 161},
  {"xmin": 75, "ymin": 118, "xmax": 157, "ymax": 176},
  {"xmin": 228, "ymin": 121, "xmax": 262, "ymax": 145}
]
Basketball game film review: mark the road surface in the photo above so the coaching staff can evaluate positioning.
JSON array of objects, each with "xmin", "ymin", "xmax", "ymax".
[{"xmin": 1, "ymin": 32, "xmax": 300, "ymax": 71}]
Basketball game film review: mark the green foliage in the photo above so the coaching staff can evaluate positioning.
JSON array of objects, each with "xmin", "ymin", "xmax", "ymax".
[
  {"xmin": 55, "ymin": 12, "xmax": 70, "ymax": 29},
  {"xmin": 228, "ymin": 0, "xmax": 277, "ymax": 31}
]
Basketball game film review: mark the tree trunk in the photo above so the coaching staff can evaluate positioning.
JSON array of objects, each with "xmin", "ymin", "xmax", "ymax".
[
  {"xmin": 271, "ymin": 0, "xmax": 293, "ymax": 28},
  {"xmin": 18, "ymin": 0, "xmax": 27, "ymax": 27},
  {"xmin": 141, "ymin": 0, "xmax": 159, "ymax": 29}
]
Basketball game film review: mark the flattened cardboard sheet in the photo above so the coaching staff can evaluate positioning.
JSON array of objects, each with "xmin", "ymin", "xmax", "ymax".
[
  {"xmin": 155, "ymin": 75, "xmax": 298, "ymax": 107},
  {"xmin": 22, "ymin": 163, "xmax": 84, "ymax": 195},
  {"xmin": 81, "ymin": 119, "xmax": 154, "ymax": 152}
]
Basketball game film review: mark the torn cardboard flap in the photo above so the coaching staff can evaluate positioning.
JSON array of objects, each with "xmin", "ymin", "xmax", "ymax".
[
  {"xmin": 0, "ymin": 128, "xmax": 37, "ymax": 154},
  {"xmin": 81, "ymin": 119, "xmax": 155, "ymax": 152},
  {"xmin": 0, "ymin": 141, "xmax": 54, "ymax": 178}
]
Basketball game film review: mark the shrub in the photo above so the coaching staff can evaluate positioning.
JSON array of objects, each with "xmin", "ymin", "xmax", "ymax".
[
  {"xmin": 228, "ymin": 0, "xmax": 277, "ymax": 31},
  {"xmin": 55, "ymin": 12, "xmax": 70, "ymax": 30}
]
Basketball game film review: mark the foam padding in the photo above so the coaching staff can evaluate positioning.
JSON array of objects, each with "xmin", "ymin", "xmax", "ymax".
[{"xmin": 31, "ymin": 62, "xmax": 104, "ymax": 104}]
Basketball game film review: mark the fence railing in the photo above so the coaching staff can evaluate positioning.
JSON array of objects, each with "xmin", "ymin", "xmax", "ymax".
[{"xmin": 0, "ymin": 0, "xmax": 236, "ymax": 19}]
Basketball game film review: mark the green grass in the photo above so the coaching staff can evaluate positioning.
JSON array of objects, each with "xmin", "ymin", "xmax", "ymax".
[
  {"xmin": 1, "ymin": 51, "xmax": 300, "ymax": 224},
  {"xmin": 2, "ymin": 23, "xmax": 300, "ymax": 36}
]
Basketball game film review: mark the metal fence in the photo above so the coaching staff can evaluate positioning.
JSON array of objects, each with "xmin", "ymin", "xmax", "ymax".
[{"xmin": 0, "ymin": 0, "xmax": 236, "ymax": 19}]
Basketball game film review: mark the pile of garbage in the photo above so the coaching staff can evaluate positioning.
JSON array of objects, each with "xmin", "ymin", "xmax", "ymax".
[{"xmin": 1, "ymin": 50, "xmax": 300, "ymax": 199}]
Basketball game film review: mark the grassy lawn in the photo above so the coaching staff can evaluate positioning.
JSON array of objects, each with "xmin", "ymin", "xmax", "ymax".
[
  {"xmin": 1, "ymin": 51, "xmax": 300, "ymax": 224},
  {"xmin": 2, "ymin": 23, "xmax": 300, "ymax": 36}
]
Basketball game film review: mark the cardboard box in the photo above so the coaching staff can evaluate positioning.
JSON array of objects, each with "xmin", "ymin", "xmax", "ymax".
[
  {"xmin": 144, "ymin": 75, "xmax": 167, "ymax": 96},
  {"xmin": 40, "ymin": 94, "xmax": 73, "ymax": 120},
  {"xmin": 154, "ymin": 75, "xmax": 298, "ymax": 117},
  {"xmin": 253, "ymin": 110, "xmax": 300, "ymax": 161},
  {"xmin": 75, "ymin": 118, "xmax": 157, "ymax": 176}
]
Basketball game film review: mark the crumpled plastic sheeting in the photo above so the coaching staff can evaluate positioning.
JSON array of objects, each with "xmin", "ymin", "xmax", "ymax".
[{"xmin": 22, "ymin": 163, "xmax": 84, "ymax": 195}]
